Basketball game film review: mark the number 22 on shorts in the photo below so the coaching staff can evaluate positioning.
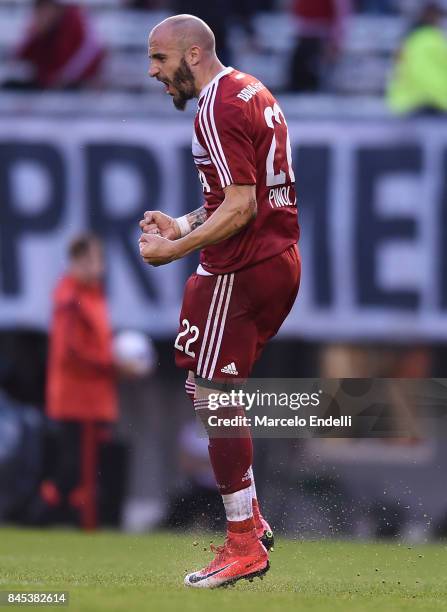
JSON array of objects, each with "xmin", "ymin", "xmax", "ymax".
[{"xmin": 174, "ymin": 318, "xmax": 199, "ymax": 357}]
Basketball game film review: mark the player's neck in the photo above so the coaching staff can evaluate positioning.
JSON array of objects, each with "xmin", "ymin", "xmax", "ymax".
[{"xmin": 195, "ymin": 60, "xmax": 227, "ymax": 97}]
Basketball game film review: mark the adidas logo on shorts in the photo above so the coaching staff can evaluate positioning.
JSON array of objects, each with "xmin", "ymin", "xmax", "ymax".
[{"xmin": 221, "ymin": 362, "xmax": 239, "ymax": 375}]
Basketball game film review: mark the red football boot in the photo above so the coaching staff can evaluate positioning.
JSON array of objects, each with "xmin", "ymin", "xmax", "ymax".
[{"xmin": 184, "ymin": 529, "xmax": 269, "ymax": 589}]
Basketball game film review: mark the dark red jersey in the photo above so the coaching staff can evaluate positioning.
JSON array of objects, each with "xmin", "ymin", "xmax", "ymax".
[{"xmin": 193, "ymin": 67, "xmax": 299, "ymax": 274}]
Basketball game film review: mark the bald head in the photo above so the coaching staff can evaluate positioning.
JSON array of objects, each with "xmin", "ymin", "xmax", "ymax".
[
  {"xmin": 148, "ymin": 14, "xmax": 224, "ymax": 111},
  {"xmin": 151, "ymin": 14, "xmax": 215, "ymax": 55}
]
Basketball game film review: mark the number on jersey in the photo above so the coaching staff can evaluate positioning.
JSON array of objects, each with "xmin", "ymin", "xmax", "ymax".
[{"xmin": 264, "ymin": 103, "xmax": 295, "ymax": 187}]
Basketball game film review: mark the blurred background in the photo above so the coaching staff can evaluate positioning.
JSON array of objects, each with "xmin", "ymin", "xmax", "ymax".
[{"xmin": 1, "ymin": 0, "xmax": 447, "ymax": 542}]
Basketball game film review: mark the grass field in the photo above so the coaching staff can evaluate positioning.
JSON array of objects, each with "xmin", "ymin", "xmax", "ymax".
[{"xmin": 1, "ymin": 528, "xmax": 447, "ymax": 611}]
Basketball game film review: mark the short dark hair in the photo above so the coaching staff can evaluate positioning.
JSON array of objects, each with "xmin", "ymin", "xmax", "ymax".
[{"xmin": 68, "ymin": 234, "xmax": 101, "ymax": 260}]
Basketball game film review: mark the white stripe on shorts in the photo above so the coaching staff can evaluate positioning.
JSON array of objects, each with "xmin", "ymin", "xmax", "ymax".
[
  {"xmin": 208, "ymin": 273, "xmax": 234, "ymax": 379},
  {"xmin": 200, "ymin": 275, "xmax": 229, "ymax": 379},
  {"xmin": 196, "ymin": 275, "xmax": 223, "ymax": 377},
  {"xmin": 196, "ymin": 273, "xmax": 234, "ymax": 380}
]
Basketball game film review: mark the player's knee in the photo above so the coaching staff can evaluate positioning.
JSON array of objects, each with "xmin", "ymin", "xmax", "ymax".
[{"xmin": 193, "ymin": 388, "xmax": 249, "ymax": 440}]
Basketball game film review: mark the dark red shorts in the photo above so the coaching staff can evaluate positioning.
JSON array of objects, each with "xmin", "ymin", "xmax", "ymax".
[{"xmin": 174, "ymin": 244, "xmax": 301, "ymax": 382}]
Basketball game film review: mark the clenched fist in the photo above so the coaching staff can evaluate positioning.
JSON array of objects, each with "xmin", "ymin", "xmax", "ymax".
[
  {"xmin": 139, "ymin": 232, "xmax": 179, "ymax": 266},
  {"xmin": 139, "ymin": 210, "xmax": 181, "ymax": 241}
]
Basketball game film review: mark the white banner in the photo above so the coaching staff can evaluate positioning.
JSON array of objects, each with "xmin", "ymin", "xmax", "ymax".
[{"xmin": 0, "ymin": 118, "xmax": 446, "ymax": 340}]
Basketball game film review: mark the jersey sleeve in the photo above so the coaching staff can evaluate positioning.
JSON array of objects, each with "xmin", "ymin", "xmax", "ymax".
[{"xmin": 200, "ymin": 100, "xmax": 256, "ymax": 188}]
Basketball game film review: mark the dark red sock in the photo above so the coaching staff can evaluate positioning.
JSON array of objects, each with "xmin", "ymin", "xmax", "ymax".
[
  {"xmin": 196, "ymin": 404, "xmax": 253, "ymax": 494},
  {"xmin": 207, "ymin": 435, "xmax": 253, "ymax": 494}
]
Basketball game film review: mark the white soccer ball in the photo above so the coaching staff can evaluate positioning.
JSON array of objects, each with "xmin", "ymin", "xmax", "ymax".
[{"xmin": 113, "ymin": 329, "xmax": 157, "ymax": 376}]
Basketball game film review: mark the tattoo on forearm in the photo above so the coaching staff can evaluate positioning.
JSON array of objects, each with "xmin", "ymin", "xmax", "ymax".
[{"xmin": 186, "ymin": 206, "xmax": 208, "ymax": 231}]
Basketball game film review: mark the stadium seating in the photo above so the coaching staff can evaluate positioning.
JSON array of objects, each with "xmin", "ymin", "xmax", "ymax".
[{"xmin": 0, "ymin": 2, "xmax": 445, "ymax": 97}]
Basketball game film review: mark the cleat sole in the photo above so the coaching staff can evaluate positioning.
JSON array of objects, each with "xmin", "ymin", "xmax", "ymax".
[{"xmin": 218, "ymin": 561, "xmax": 270, "ymax": 589}]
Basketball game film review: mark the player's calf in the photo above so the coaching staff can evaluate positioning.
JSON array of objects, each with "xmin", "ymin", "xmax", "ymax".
[{"xmin": 194, "ymin": 385, "xmax": 274, "ymax": 550}]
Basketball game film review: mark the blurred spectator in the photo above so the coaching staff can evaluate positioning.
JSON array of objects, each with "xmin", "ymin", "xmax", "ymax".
[
  {"xmin": 47, "ymin": 235, "xmax": 117, "ymax": 426},
  {"xmin": 33, "ymin": 235, "xmax": 138, "ymax": 529},
  {"xmin": 288, "ymin": 0, "xmax": 352, "ymax": 92},
  {"xmin": 4, "ymin": 0, "xmax": 105, "ymax": 90},
  {"xmin": 387, "ymin": 2, "xmax": 447, "ymax": 115}
]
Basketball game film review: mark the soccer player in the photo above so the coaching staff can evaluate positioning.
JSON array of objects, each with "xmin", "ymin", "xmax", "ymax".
[{"xmin": 139, "ymin": 14, "xmax": 301, "ymax": 588}]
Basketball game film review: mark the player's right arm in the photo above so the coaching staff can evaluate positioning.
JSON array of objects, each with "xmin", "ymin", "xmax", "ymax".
[
  {"xmin": 139, "ymin": 184, "xmax": 257, "ymax": 266},
  {"xmin": 139, "ymin": 206, "xmax": 208, "ymax": 239},
  {"xmin": 139, "ymin": 98, "xmax": 256, "ymax": 249}
]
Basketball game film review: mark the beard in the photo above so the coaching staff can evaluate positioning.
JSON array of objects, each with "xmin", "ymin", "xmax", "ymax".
[{"xmin": 171, "ymin": 57, "xmax": 196, "ymax": 111}]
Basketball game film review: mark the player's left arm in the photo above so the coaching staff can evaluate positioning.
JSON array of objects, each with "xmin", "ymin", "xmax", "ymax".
[
  {"xmin": 184, "ymin": 184, "xmax": 257, "ymax": 247},
  {"xmin": 139, "ymin": 205, "xmax": 207, "ymax": 238},
  {"xmin": 186, "ymin": 205, "xmax": 208, "ymax": 231},
  {"xmin": 139, "ymin": 184, "xmax": 256, "ymax": 265}
]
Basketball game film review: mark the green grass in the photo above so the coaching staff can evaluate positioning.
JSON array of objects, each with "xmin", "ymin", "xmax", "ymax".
[{"xmin": 0, "ymin": 528, "xmax": 446, "ymax": 611}]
